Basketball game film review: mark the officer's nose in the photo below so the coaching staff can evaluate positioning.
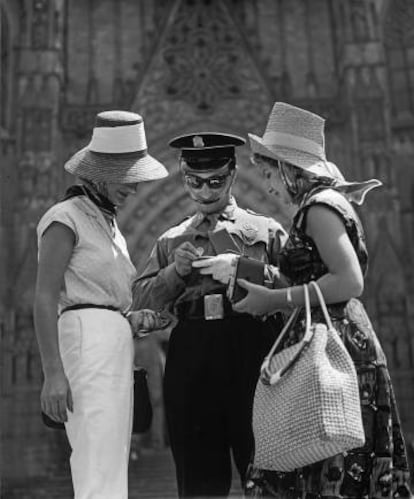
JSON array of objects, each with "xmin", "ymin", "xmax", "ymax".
[{"xmin": 198, "ymin": 183, "xmax": 214, "ymax": 198}]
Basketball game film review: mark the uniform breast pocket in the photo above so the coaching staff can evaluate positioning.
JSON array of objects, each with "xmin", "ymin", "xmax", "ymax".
[
  {"xmin": 230, "ymin": 229, "xmax": 268, "ymax": 260},
  {"xmin": 228, "ymin": 223, "xmax": 268, "ymax": 249}
]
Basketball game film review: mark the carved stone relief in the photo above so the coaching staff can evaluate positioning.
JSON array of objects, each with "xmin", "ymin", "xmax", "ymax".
[{"xmin": 130, "ymin": 0, "xmax": 272, "ymax": 142}]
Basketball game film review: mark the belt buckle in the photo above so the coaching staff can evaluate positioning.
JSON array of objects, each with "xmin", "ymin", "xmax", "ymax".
[{"xmin": 204, "ymin": 294, "xmax": 224, "ymax": 320}]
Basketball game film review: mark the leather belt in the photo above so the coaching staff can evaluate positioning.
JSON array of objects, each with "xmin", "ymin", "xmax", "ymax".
[
  {"xmin": 176, "ymin": 295, "xmax": 242, "ymax": 321},
  {"xmin": 60, "ymin": 303, "xmax": 127, "ymax": 318}
]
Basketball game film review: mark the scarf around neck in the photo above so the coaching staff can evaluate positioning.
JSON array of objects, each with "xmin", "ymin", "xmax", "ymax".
[{"xmin": 62, "ymin": 183, "xmax": 117, "ymax": 219}]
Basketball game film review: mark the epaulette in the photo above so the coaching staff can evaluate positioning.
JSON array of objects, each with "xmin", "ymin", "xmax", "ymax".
[
  {"xmin": 160, "ymin": 214, "xmax": 195, "ymax": 238},
  {"xmin": 245, "ymin": 208, "xmax": 270, "ymax": 218},
  {"xmin": 170, "ymin": 215, "xmax": 193, "ymax": 228}
]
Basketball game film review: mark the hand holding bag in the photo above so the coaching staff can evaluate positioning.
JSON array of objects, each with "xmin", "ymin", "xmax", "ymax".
[{"xmin": 253, "ymin": 281, "xmax": 365, "ymax": 472}]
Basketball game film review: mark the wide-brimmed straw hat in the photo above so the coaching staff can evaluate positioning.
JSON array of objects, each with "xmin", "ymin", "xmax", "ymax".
[
  {"xmin": 249, "ymin": 102, "xmax": 330, "ymax": 174},
  {"xmin": 64, "ymin": 110, "xmax": 168, "ymax": 183},
  {"xmin": 249, "ymin": 102, "xmax": 382, "ymax": 204}
]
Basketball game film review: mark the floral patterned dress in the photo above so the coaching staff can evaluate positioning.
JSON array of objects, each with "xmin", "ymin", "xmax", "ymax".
[{"xmin": 245, "ymin": 188, "xmax": 412, "ymax": 499}]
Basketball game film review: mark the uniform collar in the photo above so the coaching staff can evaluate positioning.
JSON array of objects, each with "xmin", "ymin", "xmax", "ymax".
[
  {"xmin": 192, "ymin": 197, "xmax": 238, "ymax": 227},
  {"xmin": 219, "ymin": 197, "xmax": 238, "ymax": 220}
]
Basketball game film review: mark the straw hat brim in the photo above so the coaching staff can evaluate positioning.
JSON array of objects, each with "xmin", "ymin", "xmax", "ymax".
[
  {"xmin": 64, "ymin": 147, "xmax": 168, "ymax": 183},
  {"xmin": 248, "ymin": 133, "xmax": 328, "ymax": 175}
]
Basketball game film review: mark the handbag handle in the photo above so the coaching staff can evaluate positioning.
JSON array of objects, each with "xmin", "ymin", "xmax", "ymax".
[
  {"xmin": 261, "ymin": 282, "xmax": 334, "ymax": 385},
  {"xmin": 261, "ymin": 284, "xmax": 311, "ymax": 384},
  {"xmin": 308, "ymin": 281, "xmax": 333, "ymax": 330}
]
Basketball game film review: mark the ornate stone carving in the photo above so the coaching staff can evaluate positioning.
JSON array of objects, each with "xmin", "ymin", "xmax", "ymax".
[
  {"xmin": 162, "ymin": 2, "xmax": 249, "ymax": 114},
  {"xmin": 130, "ymin": 0, "xmax": 271, "ymax": 141},
  {"xmin": 32, "ymin": 0, "xmax": 51, "ymax": 49}
]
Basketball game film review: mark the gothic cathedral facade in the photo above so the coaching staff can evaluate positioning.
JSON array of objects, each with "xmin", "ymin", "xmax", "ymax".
[{"xmin": 1, "ymin": 0, "xmax": 414, "ymax": 479}]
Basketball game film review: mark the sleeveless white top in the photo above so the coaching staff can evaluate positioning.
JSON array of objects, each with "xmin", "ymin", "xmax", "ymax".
[{"xmin": 37, "ymin": 196, "xmax": 136, "ymax": 313}]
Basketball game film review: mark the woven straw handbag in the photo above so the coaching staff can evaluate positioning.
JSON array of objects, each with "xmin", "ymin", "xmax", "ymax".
[{"xmin": 253, "ymin": 281, "xmax": 365, "ymax": 472}]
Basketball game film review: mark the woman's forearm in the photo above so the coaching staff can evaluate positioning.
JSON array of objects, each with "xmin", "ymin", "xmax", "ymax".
[
  {"xmin": 33, "ymin": 293, "xmax": 65, "ymax": 377},
  {"xmin": 268, "ymin": 272, "xmax": 363, "ymax": 312}
]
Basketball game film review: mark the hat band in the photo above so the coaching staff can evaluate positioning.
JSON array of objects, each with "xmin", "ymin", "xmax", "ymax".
[
  {"xmin": 89, "ymin": 123, "xmax": 147, "ymax": 153},
  {"xmin": 262, "ymin": 131, "xmax": 325, "ymax": 160},
  {"xmin": 89, "ymin": 149, "xmax": 148, "ymax": 159}
]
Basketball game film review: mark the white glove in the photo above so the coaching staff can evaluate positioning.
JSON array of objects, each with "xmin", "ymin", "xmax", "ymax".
[{"xmin": 192, "ymin": 254, "xmax": 239, "ymax": 285}]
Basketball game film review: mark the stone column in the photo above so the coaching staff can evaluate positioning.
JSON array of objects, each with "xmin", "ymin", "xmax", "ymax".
[{"xmin": 2, "ymin": 0, "xmax": 70, "ymax": 480}]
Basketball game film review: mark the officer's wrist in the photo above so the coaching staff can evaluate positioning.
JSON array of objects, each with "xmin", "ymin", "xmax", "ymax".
[{"xmin": 174, "ymin": 263, "xmax": 190, "ymax": 282}]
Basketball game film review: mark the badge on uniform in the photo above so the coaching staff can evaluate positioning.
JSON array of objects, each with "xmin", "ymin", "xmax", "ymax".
[{"xmin": 204, "ymin": 294, "xmax": 224, "ymax": 320}]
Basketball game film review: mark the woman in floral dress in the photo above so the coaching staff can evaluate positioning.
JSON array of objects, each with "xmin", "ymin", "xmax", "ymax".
[{"xmin": 233, "ymin": 102, "xmax": 412, "ymax": 498}]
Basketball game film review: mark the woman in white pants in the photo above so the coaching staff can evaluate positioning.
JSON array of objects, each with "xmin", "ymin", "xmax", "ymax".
[{"xmin": 33, "ymin": 110, "xmax": 168, "ymax": 499}]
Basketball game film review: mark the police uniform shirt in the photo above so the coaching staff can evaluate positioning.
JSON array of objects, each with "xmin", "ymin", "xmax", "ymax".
[{"xmin": 133, "ymin": 197, "xmax": 287, "ymax": 312}]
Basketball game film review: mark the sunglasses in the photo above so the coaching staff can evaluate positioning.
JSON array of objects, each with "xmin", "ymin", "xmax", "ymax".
[{"xmin": 184, "ymin": 173, "xmax": 231, "ymax": 190}]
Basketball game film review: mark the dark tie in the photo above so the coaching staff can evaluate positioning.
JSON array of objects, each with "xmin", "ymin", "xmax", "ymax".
[{"xmin": 198, "ymin": 214, "xmax": 218, "ymax": 232}]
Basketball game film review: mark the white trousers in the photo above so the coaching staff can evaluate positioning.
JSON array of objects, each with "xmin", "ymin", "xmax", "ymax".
[{"xmin": 58, "ymin": 309, "xmax": 134, "ymax": 499}]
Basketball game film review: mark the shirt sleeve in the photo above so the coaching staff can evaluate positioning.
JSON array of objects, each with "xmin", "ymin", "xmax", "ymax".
[
  {"xmin": 36, "ymin": 203, "xmax": 79, "ymax": 248},
  {"xmin": 132, "ymin": 236, "xmax": 187, "ymax": 311}
]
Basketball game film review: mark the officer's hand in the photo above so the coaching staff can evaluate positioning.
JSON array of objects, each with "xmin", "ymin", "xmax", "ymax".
[
  {"xmin": 192, "ymin": 253, "xmax": 238, "ymax": 284},
  {"xmin": 232, "ymin": 278, "xmax": 278, "ymax": 316},
  {"xmin": 174, "ymin": 241, "xmax": 201, "ymax": 277},
  {"xmin": 41, "ymin": 369, "xmax": 73, "ymax": 423}
]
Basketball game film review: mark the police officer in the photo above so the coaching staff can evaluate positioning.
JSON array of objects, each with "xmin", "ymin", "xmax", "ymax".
[{"xmin": 134, "ymin": 133, "xmax": 287, "ymax": 498}]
